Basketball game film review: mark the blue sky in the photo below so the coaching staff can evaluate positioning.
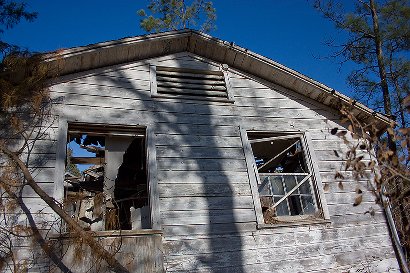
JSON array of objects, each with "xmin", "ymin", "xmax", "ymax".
[{"xmin": 2, "ymin": 0, "xmax": 357, "ymax": 97}]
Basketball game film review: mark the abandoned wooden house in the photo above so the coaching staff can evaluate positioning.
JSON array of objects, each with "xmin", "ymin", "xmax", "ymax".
[{"xmin": 5, "ymin": 29, "xmax": 404, "ymax": 272}]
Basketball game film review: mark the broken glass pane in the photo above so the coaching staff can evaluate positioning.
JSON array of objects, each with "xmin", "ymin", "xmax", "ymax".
[
  {"xmin": 298, "ymin": 176, "xmax": 312, "ymax": 194},
  {"xmin": 288, "ymin": 195, "xmax": 303, "ymax": 215},
  {"xmin": 274, "ymin": 197, "xmax": 289, "ymax": 216},
  {"xmin": 258, "ymin": 176, "xmax": 271, "ymax": 196},
  {"xmin": 284, "ymin": 175, "xmax": 297, "ymax": 193},
  {"xmin": 270, "ymin": 176, "xmax": 285, "ymax": 195},
  {"xmin": 301, "ymin": 196, "xmax": 315, "ymax": 214}
]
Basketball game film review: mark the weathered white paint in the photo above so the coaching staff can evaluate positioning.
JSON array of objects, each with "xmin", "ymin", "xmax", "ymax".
[{"xmin": 7, "ymin": 51, "xmax": 399, "ymax": 272}]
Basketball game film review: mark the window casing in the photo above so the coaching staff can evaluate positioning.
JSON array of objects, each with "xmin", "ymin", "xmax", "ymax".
[
  {"xmin": 63, "ymin": 123, "xmax": 157, "ymax": 231},
  {"xmin": 241, "ymin": 129, "xmax": 329, "ymax": 226}
]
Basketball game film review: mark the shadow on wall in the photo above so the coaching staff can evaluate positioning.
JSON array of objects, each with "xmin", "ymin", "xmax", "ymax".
[{"xmin": 59, "ymin": 55, "xmax": 246, "ymax": 273}]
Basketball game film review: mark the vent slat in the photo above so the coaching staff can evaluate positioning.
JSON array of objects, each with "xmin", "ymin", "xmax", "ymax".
[
  {"xmin": 157, "ymin": 76, "xmax": 225, "ymax": 86},
  {"xmin": 157, "ymin": 87, "xmax": 228, "ymax": 97},
  {"xmin": 158, "ymin": 81, "xmax": 227, "ymax": 91},
  {"xmin": 156, "ymin": 70, "xmax": 224, "ymax": 80}
]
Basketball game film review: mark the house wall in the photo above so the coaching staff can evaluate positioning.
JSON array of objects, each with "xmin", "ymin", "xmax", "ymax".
[{"xmin": 13, "ymin": 52, "xmax": 399, "ymax": 272}]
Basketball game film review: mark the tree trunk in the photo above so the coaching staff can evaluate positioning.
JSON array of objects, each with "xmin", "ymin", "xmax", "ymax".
[
  {"xmin": 0, "ymin": 145, "xmax": 130, "ymax": 273},
  {"xmin": 369, "ymin": 0, "xmax": 396, "ymax": 151}
]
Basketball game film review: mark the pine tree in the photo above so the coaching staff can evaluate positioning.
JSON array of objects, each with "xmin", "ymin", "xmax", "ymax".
[{"xmin": 138, "ymin": 0, "xmax": 216, "ymax": 33}]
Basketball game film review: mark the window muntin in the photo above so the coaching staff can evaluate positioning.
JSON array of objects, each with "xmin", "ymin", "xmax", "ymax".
[
  {"xmin": 248, "ymin": 133, "xmax": 320, "ymax": 223},
  {"xmin": 64, "ymin": 124, "xmax": 150, "ymax": 231}
]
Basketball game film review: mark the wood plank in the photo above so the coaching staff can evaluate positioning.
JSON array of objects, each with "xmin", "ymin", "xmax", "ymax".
[
  {"xmin": 156, "ymin": 146, "xmax": 244, "ymax": 159},
  {"xmin": 54, "ymin": 90, "xmax": 236, "ymax": 116},
  {"xmin": 327, "ymin": 202, "xmax": 383, "ymax": 216},
  {"xmin": 61, "ymin": 234, "xmax": 164, "ymax": 273},
  {"xmin": 159, "ymin": 183, "xmax": 251, "ymax": 197},
  {"xmin": 22, "ymin": 182, "xmax": 55, "ymax": 198},
  {"xmin": 157, "ymin": 170, "xmax": 250, "ymax": 184},
  {"xmin": 1, "ymin": 156, "xmax": 56, "ymax": 168},
  {"xmin": 239, "ymin": 117, "xmax": 335, "ymax": 131},
  {"xmin": 155, "ymin": 134, "xmax": 242, "ymax": 148},
  {"xmin": 164, "ymin": 242, "xmax": 394, "ymax": 272},
  {"xmin": 162, "ymin": 222, "xmax": 257, "ymax": 237},
  {"xmin": 6, "ymin": 139, "xmax": 57, "ymax": 154},
  {"xmin": 157, "ymin": 158, "xmax": 247, "ymax": 171},
  {"xmin": 24, "ymin": 167, "xmax": 55, "ymax": 182},
  {"xmin": 70, "ymin": 156, "xmax": 103, "ymax": 164},
  {"xmin": 294, "ymin": 223, "xmax": 390, "ymax": 245},
  {"xmin": 155, "ymin": 59, "xmax": 220, "ymax": 71},
  {"xmin": 157, "ymin": 76, "xmax": 226, "ymax": 86},
  {"xmin": 308, "ymin": 257, "xmax": 400, "ymax": 273},
  {"xmin": 234, "ymin": 96, "xmax": 323, "ymax": 110},
  {"xmin": 236, "ymin": 105, "xmax": 339, "ymax": 120},
  {"xmin": 163, "ymin": 231, "xmax": 391, "ymax": 258},
  {"xmin": 239, "ymin": 126, "xmax": 265, "ymax": 227},
  {"xmin": 56, "ymin": 104, "xmax": 240, "ymax": 127},
  {"xmin": 154, "ymin": 124, "xmax": 239, "ymax": 137},
  {"xmin": 331, "ymin": 211, "xmax": 386, "ymax": 226},
  {"xmin": 51, "ymin": 82, "xmax": 151, "ymax": 97},
  {"xmin": 325, "ymin": 191, "xmax": 377, "ymax": 204},
  {"xmin": 312, "ymin": 140, "xmax": 349, "ymax": 150},
  {"xmin": 69, "ymin": 76, "xmax": 151, "ymax": 90},
  {"xmin": 157, "ymin": 81, "xmax": 226, "ymax": 91},
  {"xmin": 150, "ymin": 64, "xmax": 157, "ymax": 96},
  {"xmin": 161, "ymin": 208, "xmax": 256, "ymax": 225},
  {"xmin": 157, "ymin": 87, "xmax": 227, "ymax": 97},
  {"xmin": 315, "ymin": 149, "xmax": 371, "ymax": 161},
  {"xmin": 147, "ymin": 126, "xmax": 161, "ymax": 230},
  {"xmin": 160, "ymin": 196, "xmax": 254, "ymax": 211}
]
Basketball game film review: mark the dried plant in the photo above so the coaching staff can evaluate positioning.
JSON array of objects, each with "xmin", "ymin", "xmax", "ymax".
[
  {"xmin": 332, "ymin": 97, "xmax": 410, "ymax": 268},
  {"xmin": 0, "ymin": 51, "xmax": 131, "ymax": 272}
]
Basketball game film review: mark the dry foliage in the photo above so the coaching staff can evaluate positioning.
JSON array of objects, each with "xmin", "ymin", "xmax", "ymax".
[
  {"xmin": 0, "ymin": 52, "xmax": 130, "ymax": 272},
  {"xmin": 332, "ymin": 101, "xmax": 410, "ymax": 267}
]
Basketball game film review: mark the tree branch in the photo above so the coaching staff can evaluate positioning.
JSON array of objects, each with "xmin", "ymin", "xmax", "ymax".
[{"xmin": 0, "ymin": 145, "xmax": 130, "ymax": 273}]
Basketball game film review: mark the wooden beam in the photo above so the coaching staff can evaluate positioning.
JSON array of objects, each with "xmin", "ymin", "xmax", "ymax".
[{"xmin": 70, "ymin": 157, "xmax": 104, "ymax": 165}]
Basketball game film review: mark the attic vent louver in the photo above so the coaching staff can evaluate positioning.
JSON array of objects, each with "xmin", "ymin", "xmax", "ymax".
[{"xmin": 151, "ymin": 65, "xmax": 233, "ymax": 102}]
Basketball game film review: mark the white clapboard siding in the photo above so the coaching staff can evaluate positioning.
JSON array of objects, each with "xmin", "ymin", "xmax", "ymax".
[
  {"xmin": 161, "ymin": 208, "xmax": 256, "ymax": 226},
  {"xmin": 164, "ymin": 231, "xmax": 391, "ymax": 258},
  {"xmin": 160, "ymin": 196, "xmax": 255, "ymax": 211},
  {"xmin": 164, "ymin": 242, "xmax": 394, "ymax": 272},
  {"xmin": 159, "ymin": 183, "xmax": 251, "ymax": 197},
  {"xmin": 157, "ymin": 170, "xmax": 250, "ymax": 184},
  {"xmin": 156, "ymin": 146, "xmax": 244, "ymax": 159},
  {"xmin": 10, "ymin": 52, "xmax": 397, "ymax": 273}
]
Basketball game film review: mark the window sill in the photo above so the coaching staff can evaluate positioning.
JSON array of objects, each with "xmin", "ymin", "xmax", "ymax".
[
  {"xmin": 51, "ymin": 229, "xmax": 163, "ymax": 239},
  {"xmin": 257, "ymin": 218, "xmax": 331, "ymax": 229}
]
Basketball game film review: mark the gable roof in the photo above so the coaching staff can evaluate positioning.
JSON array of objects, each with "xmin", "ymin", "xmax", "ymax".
[{"xmin": 44, "ymin": 29, "xmax": 390, "ymax": 128}]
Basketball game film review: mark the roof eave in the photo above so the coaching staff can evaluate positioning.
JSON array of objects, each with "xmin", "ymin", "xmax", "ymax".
[{"xmin": 45, "ymin": 29, "xmax": 391, "ymax": 129}]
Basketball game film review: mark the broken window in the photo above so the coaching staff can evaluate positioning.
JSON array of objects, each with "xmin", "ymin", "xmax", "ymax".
[
  {"xmin": 248, "ymin": 133, "xmax": 322, "ymax": 224},
  {"xmin": 64, "ymin": 123, "xmax": 150, "ymax": 231}
]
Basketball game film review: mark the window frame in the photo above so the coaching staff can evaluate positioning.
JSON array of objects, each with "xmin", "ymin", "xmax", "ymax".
[
  {"xmin": 239, "ymin": 127, "xmax": 330, "ymax": 228},
  {"xmin": 149, "ymin": 64, "xmax": 235, "ymax": 103},
  {"xmin": 53, "ymin": 120, "xmax": 161, "ymax": 233}
]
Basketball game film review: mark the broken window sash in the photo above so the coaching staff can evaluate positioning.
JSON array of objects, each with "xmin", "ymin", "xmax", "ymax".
[
  {"xmin": 258, "ymin": 173, "xmax": 315, "ymax": 216},
  {"xmin": 257, "ymin": 140, "xmax": 299, "ymax": 172},
  {"xmin": 248, "ymin": 133, "xmax": 319, "ymax": 221},
  {"xmin": 249, "ymin": 134, "xmax": 302, "ymax": 144}
]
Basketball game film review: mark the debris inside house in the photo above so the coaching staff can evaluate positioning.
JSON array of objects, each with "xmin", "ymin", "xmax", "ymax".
[{"xmin": 64, "ymin": 129, "xmax": 150, "ymax": 231}]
